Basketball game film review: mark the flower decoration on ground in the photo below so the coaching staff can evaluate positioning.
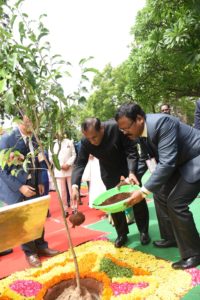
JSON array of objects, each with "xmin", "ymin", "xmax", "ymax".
[{"xmin": 0, "ymin": 240, "xmax": 195, "ymax": 299}]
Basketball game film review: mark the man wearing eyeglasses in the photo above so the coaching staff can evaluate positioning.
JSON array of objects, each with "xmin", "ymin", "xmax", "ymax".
[
  {"xmin": 71, "ymin": 117, "xmax": 150, "ymax": 248},
  {"xmin": 115, "ymin": 102, "xmax": 200, "ymax": 270}
]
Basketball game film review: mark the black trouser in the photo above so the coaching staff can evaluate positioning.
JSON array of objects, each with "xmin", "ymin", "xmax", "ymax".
[
  {"xmin": 21, "ymin": 179, "xmax": 48, "ymax": 256},
  {"xmin": 111, "ymin": 200, "xmax": 149, "ymax": 237},
  {"xmin": 153, "ymin": 170, "xmax": 200, "ymax": 259},
  {"xmin": 105, "ymin": 178, "xmax": 149, "ymax": 238}
]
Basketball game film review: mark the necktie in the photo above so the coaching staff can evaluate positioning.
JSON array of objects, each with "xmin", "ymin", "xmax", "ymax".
[{"xmin": 139, "ymin": 137, "xmax": 154, "ymax": 159}]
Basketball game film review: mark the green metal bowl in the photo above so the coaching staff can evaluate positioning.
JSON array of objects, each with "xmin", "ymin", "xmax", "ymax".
[{"xmin": 92, "ymin": 184, "xmax": 140, "ymax": 213}]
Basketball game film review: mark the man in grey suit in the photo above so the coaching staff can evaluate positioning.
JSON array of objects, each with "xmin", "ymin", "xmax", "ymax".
[
  {"xmin": 0, "ymin": 115, "xmax": 60, "ymax": 267},
  {"xmin": 115, "ymin": 102, "xmax": 200, "ymax": 270}
]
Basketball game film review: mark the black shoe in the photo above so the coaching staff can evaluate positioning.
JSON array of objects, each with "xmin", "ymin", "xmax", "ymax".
[
  {"xmin": 153, "ymin": 239, "xmax": 177, "ymax": 248},
  {"xmin": 0, "ymin": 249, "xmax": 13, "ymax": 256},
  {"xmin": 172, "ymin": 256, "xmax": 200, "ymax": 270},
  {"xmin": 140, "ymin": 232, "xmax": 151, "ymax": 245},
  {"xmin": 114, "ymin": 235, "xmax": 128, "ymax": 248},
  {"xmin": 37, "ymin": 248, "xmax": 61, "ymax": 257}
]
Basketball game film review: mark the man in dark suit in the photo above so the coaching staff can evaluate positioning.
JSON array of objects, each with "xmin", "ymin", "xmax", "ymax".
[
  {"xmin": 0, "ymin": 115, "xmax": 60, "ymax": 267},
  {"xmin": 115, "ymin": 102, "xmax": 200, "ymax": 269},
  {"xmin": 71, "ymin": 117, "xmax": 150, "ymax": 248}
]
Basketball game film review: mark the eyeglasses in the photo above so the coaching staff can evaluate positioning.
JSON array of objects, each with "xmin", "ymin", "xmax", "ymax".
[
  {"xmin": 161, "ymin": 109, "xmax": 170, "ymax": 114},
  {"xmin": 119, "ymin": 120, "xmax": 134, "ymax": 133}
]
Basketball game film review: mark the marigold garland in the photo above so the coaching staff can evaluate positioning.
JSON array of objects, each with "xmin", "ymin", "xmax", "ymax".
[
  {"xmin": 32, "ymin": 258, "xmax": 73, "ymax": 278},
  {"xmin": 35, "ymin": 271, "xmax": 112, "ymax": 300},
  {"xmin": 0, "ymin": 240, "xmax": 194, "ymax": 300},
  {"xmin": 78, "ymin": 253, "xmax": 97, "ymax": 273}
]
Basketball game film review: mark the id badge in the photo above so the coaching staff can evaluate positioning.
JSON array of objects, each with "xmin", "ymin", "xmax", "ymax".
[{"xmin": 146, "ymin": 158, "xmax": 157, "ymax": 173}]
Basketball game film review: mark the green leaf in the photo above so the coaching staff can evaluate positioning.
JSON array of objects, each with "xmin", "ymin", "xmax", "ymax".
[
  {"xmin": 23, "ymin": 159, "xmax": 28, "ymax": 172},
  {"xmin": 38, "ymin": 32, "xmax": 49, "ymax": 41},
  {"xmin": 0, "ymin": 69, "xmax": 7, "ymax": 78},
  {"xmin": 79, "ymin": 96, "xmax": 86, "ymax": 103},
  {"xmin": 10, "ymin": 14, "xmax": 17, "ymax": 27},
  {"xmin": 52, "ymin": 154, "xmax": 61, "ymax": 170},
  {"xmin": 79, "ymin": 58, "xmax": 87, "ymax": 65},
  {"xmin": 1, "ymin": 149, "xmax": 12, "ymax": 170},
  {"xmin": 5, "ymin": 90, "xmax": 15, "ymax": 104},
  {"xmin": 79, "ymin": 56, "xmax": 94, "ymax": 65},
  {"xmin": 0, "ymin": 79, "xmax": 7, "ymax": 93},
  {"xmin": 22, "ymin": 13, "xmax": 28, "ymax": 18},
  {"xmin": 0, "ymin": 149, "xmax": 6, "ymax": 169},
  {"xmin": 26, "ymin": 69, "xmax": 37, "ymax": 90},
  {"xmin": 15, "ymin": 0, "xmax": 24, "ymax": 8},
  {"xmin": 19, "ymin": 21, "xmax": 26, "ymax": 43},
  {"xmin": 52, "ymin": 54, "xmax": 62, "ymax": 60},
  {"xmin": 13, "ymin": 44, "xmax": 32, "ymax": 53},
  {"xmin": 83, "ymin": 67, "xmax": 99, "ymax": 74},
  {"xmin": 29, "ymin": 32, "xmax": 37, "ymax": 42},
  {"xmin": 11, "ymin": 169, "xmax": 17, "ymax": 176},
  {"xmin": 8, "ymin": 53, "xmax": 18, "ymax": 71},
  {"xmin": 81, "ymin": 74, "xmax": 89, "ymax": 81},
  {"xmin": 39, "ymin": 14, "xmax": 47, "ymax": 20}
]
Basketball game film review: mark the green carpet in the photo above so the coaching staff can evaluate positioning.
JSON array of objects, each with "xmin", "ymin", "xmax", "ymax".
[{"xmin": 88, "ymin": 194, "xmax": 200, "ymax": 299}]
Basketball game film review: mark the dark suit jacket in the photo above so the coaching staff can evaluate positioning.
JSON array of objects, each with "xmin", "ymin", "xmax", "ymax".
[
  {"xmin": 0, "ymin": 127, "xmax": 42, "ymax": 204},
  {"xmin": 138, "ymin": 114, "xmax": 200, "ymax": 193},
  {"xmin": 194, "ymin": 99, "xmax": 200, "ymax": 130},
  {"xmin": 71, "ymin": 120, "xmax": 139, "ymax": 189}
]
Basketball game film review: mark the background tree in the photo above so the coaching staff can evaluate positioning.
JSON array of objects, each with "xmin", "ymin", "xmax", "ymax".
[
  {"xmin": 81, "ymin": 63, "xmax": 131, "ymax": 121},
  {"xmin": 126, "ymin": 0, "xmax": 200, "ymax": 122},
  {"xmin": 87, "ymin": 0, "xmax": 200, "ymax": 124}
]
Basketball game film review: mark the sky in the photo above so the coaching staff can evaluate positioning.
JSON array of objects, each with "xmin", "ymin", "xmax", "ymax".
[
  {"xmin": 2, "ymin": 0, "xmax": 146, "ymax": 127},
  {"xmin": 22, "ymin": 0, "xmax": 146, "ymax": 92}
]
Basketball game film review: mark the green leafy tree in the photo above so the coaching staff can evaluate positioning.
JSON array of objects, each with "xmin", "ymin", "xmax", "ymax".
[
  {"xmin": 87, "ymin": 0, "xmax": 200, "ymax": 123},
  {"xmin": 81, "ymin": 63, "xmax": 130, "ymax": 121},
  {"xmin": 126, "ymin": 0, "xmax": 200, "ymax": 121}
]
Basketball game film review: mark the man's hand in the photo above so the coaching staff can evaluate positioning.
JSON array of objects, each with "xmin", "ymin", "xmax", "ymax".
[
  {"xmin": 116, "ymin": 175, "xmax": 128, "ymax": 190},
  {"xmin": 129, "ymin": 172, "xmax": 139, "ymax": 185},
  {"xmin": 116, "ymin": 179, "xmax": 129, "ymax": 190},
  {"xmin": 117, "ymin": 172, "xmax": 139, "ymax": 190},
  {"xmin": 38, "ymin": 184, "xmax": 45, "ymax": 195},
  {"xmin": 61, "ymin": 164, "xmax": 70, "ymax": 171},
  {"xmin": 8, "ymin": 151, "xmax": 24, "ymax": 165},
  {"xmin": 19, "ymin": 185, "xmax": 36, "ymax": 197},
  {"xmin": 124, "ymin": 190, "xmax": 143, "ymax": 207}
]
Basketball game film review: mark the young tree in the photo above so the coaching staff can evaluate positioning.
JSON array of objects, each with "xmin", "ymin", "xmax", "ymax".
[{"xmin": 0, "ymin": 0, "xmax": 96, "ymax": 297}]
